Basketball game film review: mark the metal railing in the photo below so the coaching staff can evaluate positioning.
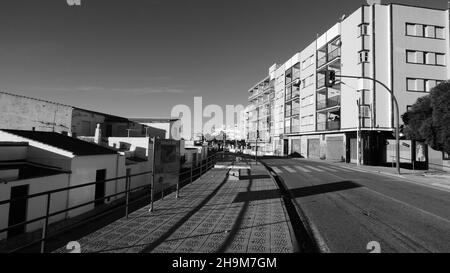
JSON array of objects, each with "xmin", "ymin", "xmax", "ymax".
[
  {"xmin": 317, "ymin": 96, "xmax": 341, "ymax": 110},
  {"xmin": 317, "ymin": 55, "xmax": 327, "ymax": 67},
  {"xmin": 328, "ymin": 47, "xmax": 341, "ymax": 62},
  {"xmin": 0, "ymin": 152, "xmax": 219, "ymax": 253},
  {"xmin": 316, "ymin": 120, "xmax": 340, "ymax": 131}
]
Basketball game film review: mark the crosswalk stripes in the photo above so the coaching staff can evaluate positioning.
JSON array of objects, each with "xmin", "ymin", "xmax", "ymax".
[
  {"xmin": 339, "ymin": 166, "xmax": 359, "ymax": 172},
  {"xmin": 316, "ymin": 166, "xmax": 338, "ymax": 172},
  {"xmin": 271, "ymin": 167, "xmax": 282, "ymax": 173},
  {"xmin": 294, "ymin": 165, "xmax": 312, "ymax": 173},
  {"xmin": 282, "ymin": 166, "xmax": 297, "ymax": 173},
  {"xmin": 328, "ymin": 165, "xmax": 352, "ymax": 172},
  {"xmin": 303, "ymin": 165, "xmax": 325, "ymax": 172},
  {"xmin": 270, "ymin": 164, "xmax": 360, "ymax": 174}
]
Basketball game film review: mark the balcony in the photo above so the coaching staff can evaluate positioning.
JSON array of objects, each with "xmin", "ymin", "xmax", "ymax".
[
  {"xmin": 328, "ymin": 47, "xmax": 341, "ymax": 63},
  {"xmin": 316, "ymin": 120, "xmax": 340, "ymax": 131},
  {"xmin": 317, "ymin": 96, "xmax": 341, "ymax": 110},
  {"xmin": 317, "ymin": 47, "xmax": 341, "ymax": 69},
  {"xmin": 317, "ymin": 55, "xmax": 327, "ymax": 67}
]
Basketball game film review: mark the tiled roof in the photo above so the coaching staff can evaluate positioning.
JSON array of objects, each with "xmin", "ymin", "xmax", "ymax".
[{"xmin": 1, "ymin": 130, "xmax": 118, "ymax": 156}]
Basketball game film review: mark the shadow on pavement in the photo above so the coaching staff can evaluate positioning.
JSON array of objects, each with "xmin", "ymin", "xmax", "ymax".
[{"xmin": 289, "ymin": 181, "xmax": 362, "ymax": 198}]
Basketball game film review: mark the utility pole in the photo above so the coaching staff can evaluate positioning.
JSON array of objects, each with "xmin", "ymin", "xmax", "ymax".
[
  {"xmin": 255, "ymin": 130, "xmax": 259, "ymax": 163},
  {"xmin": 334, "ymin": 74, "xmax": 401, "ymax": 174},
  {"xmin": 356, "ymin": 99, "xmax": 362, "ymax": 166},
  {"xmin": 149, "ymin": 137, "xmax": 156, "ymax": 212}
]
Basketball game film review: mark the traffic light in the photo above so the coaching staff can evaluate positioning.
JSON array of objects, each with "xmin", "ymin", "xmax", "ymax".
[{"xmin": 325, "ymin": 70, "xmax": 336, "ymax": 87}]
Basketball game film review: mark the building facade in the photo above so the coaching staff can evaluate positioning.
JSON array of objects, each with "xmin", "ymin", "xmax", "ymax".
[
  {"xmin": 0, "ymin": 91, "xmax": 157, "ymax": 138},
  {"xmin": 245, "ymin": 3, "xmax": 450, "ymax": 167}
]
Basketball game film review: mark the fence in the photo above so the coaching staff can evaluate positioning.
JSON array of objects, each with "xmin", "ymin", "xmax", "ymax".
[{"xmin": 0, "ymin": 152, "xmax": 220, "ymax": 253}]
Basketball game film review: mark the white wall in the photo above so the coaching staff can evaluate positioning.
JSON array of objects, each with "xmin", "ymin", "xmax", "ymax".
[
  {"xmin": 0, "ymin": 173, "xmax": 70, "ymax": 240},
  {"xmin": 341, "ymin": 7, "xmax": 363, "ymax": 130},
  {"xmin": 67, "ymin": 154, "xmax": 119, "ymax": 217},
  {"xmin": 299, "ymin": 41, "xmax": 317, "ymax": 133}
]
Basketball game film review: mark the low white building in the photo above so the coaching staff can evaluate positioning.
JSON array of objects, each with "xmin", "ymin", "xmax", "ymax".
[{"xmin": 0, "ymin": 129, "xmax": 152, "ymax": 240}]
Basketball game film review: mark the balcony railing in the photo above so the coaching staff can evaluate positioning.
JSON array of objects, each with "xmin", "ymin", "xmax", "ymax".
[
  {"xmin": 317, "ymin": 55, "xmax": 327, "ymax": 67},
  {"xmin": 317, "ymin": 96, "xmax": 341, "ymax": 110},
  {"xmin": 317, "ymin": 77, "xmax": 325, "ymax": 89},
  {"xmin": 317, "ymin": 120, "xmax": 340, "ymax": 131},
  {"xmin": 328, "ymin": 47, "xmax": 341, "ymax": 62},
  {"xmin": 317, "ymin": 99, "xmax": 327, "ymax": 110}
]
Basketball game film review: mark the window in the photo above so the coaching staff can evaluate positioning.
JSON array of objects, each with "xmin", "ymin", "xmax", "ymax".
[
  {"xmin": 406, "ymin": 50, "xmax": 445, "ymax": 66},
  {"xmin": 406, "ymin": 50, "xmax": 417, "ymax": 63},
  {"xmin": 407, "ymin": 78, "xmax": 418, "ymax": 91},
  {"xmin": 425, "ymin": 52, "xmax": 435, "ymax": 65},
  {"xmin": 424, "ymin": 25, "xmax": 435, "ymax": 38},
  {"xmin": 406, "ymin": 23, "xmax": 416, "ymax": 36},
  {"xmin": 436, "ymin": 54, "xmax": 446, "ymax": 66},
  {"xmin": 407, "ymin": 78, "xmax": 443, "ymax": 92},
  {"xmin": 436, "ymin": 27, "xmax": 445, "ymax": 39},
  {"xmin": 425, "ymin": 80, "xmax": 438, "ymax": 92},
  {"xmin": 358, "ymin": 23, "xmax": 369, "ymax": 36},
  {"xmin": 359, "ymin": 51, "xmax": 369, "ymax": 63},
  {"xmin": 406, "ymin": 23, "xmax": 445, "ymax": 39}
]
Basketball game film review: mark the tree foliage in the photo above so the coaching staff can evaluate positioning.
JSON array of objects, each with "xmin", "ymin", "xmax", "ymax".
[{"xmin": 403, "ymin": 81, "xmax": 450, "ymax": 154}]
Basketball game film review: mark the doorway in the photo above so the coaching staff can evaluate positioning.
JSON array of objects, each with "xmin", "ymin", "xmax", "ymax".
[
  {"xmin": 94, "ymin": 169, "xmax": 106, "ymax": 207},
  {"xmin": 8, "ymin": 185, "xmax": 29, "ymax": 238},
  {"xmin": 283, "ymin": 140, "xmax": 289, "ymax": 156}
]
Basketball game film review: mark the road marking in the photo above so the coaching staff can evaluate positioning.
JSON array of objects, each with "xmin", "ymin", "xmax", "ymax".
[
  {"xmin": 325, "ymin": 165, "xmax": 350, "ymax": 172},
  {"xmin": 432, "ymin": 183, "xmax": 450, "ymax": 190},
  {"xmin": 294, "ymin": 165, "xmax": 312, "ymax": 173},
  {"xmin": 317, "ymin": 166, "xmax": 338, "ymax": 172},
  {"xmin": 364, "ymin": 187, "xmax": 450, "ymax": 225},
  {"xmin": 271, "ymin": 167, "xmax": 282, "ymax": 173},
  {"xmin": 282, "ymin": 166, "xmax": 297, "ymax": 173},
  {"xmin": 304, "ymin": 166, "xmax": 325, "ymax": 172}
]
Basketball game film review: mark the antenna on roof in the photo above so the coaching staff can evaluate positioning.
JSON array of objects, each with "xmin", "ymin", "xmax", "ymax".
[{"xmin": 340, "ymin": 14, "xmax": 346, "ymax": 21}]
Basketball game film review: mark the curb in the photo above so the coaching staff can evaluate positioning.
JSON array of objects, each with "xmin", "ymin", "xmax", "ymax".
[{"xmin": 260, "ymin": 161, "xmax": 330, "ymax": 253}]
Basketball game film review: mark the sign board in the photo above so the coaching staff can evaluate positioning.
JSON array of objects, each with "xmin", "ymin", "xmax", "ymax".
[{"xmin": 153, "ymin": 139, "xmax": 180, "ymax": 192}]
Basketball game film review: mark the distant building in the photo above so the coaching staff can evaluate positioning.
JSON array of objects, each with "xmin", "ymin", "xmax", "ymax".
[
  {"xmin": 0, "ymin": 91, "xmax": 164, "ymax": 138},
  {"xmin": 131, "ymin": 118, "xmax": 182, "ymax": 140}
]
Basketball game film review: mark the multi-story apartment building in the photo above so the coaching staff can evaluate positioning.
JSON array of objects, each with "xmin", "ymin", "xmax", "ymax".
[
  {"xmin": 247, "ymin": 75, "xmax": 275, "ymax": 155},
  {"xmin": 245, "ymin": 3, "xmax": 450, "ymax": 166}
]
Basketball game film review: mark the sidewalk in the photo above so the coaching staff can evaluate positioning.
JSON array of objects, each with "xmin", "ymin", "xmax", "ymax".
[
  {"xmin": 333, "ymin": 162, "xmax": 450, "ymax": 192},
  {"xmin": 54, "ymin": 159, "xmax": 296, "ymax": 253}
]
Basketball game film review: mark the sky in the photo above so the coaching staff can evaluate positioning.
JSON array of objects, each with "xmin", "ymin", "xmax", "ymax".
[{"xmin": 0, "ymin": 0, "xmax": 448, "ymax": 119}]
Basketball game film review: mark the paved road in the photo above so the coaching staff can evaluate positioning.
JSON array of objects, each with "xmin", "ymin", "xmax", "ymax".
[{"xmin": 262, "ymin": 158, "xmax": 450, "ymax": 253}]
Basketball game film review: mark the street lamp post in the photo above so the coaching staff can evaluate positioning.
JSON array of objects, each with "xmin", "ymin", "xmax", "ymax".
[{"xmin": 336, "ymin": 75, "xmax": 401, "ymax": 175}]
